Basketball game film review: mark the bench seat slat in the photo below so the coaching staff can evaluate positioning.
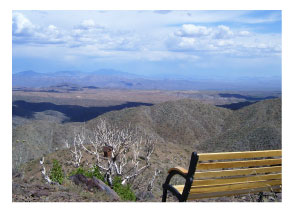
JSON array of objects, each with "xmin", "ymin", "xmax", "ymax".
[
  {"xmin": 191, "ymin": 179, "xmax": 282, "ymax": 193},
  {"xmin": 192, "ymin": 173, "xmax": 281, "ymax": 187},
  {"xmin": 194, "ymin": 166, "xmax": 282, "ymax": 179},
  {"xmin": 197, "ymin": 158, "xmax": 281, "ymax": 170},
  {"xmin": 198, "ymin": 150, "xmax": 282, "ymax": 161},
  {"xmin": 162, "ymin": 150, "xmax": 282, "ymax": 202},
  {"xmin": 186, "ymin": 185, "xmax": 282, "ymax": 200},
  {"xmin": 174, "ymin": 179, "xmax": 281, "ymax": 195}
]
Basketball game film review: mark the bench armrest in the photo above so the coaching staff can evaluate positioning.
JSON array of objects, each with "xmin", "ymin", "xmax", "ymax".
[
  {"xmin": 168, "ymin": 167, "xmax": 188, "ymax": 176},
  {"xmin": 162, "ymin": 152, "xmax": 199, "ymax": 202},
  {"xmin": 162, "ymin": 166, "xmax": 189, "ymax": 201}
]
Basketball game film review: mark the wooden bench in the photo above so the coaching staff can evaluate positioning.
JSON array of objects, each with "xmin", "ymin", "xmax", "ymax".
[{"xmin": 162, "ymin": 150, "xmax": 282, "ymax": 202}]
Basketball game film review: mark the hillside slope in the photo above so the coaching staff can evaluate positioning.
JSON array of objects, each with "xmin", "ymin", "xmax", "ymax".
[
  {"xmin": 12, "ymin": 98, "xmax": 281, "ymax": 171},
  {"xmin": 12, "ymin": 98, "xmax": 282, "ymax": 202},
  {"xmin": 12, "ymin": 121, "xmax": 83, "ymax": 169},
  {"xmin": 86, "ymin": 99, "xmax": 233, "ymax": 148},
  {"xmin": 198, "ymin": 98, "xmax": 281, "ymax": 152}
]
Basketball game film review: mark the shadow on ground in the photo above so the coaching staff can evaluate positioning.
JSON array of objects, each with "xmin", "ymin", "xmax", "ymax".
[
  {"xmin": 218, "ymin": 93, "xmax": 277, "ymax": 101},
  {"xmin": 12, "ymin": 100, "xmax": 153, "ymax": 122},
  {"xmin": 216, "ymin": 101, "xmax": 257, "ymax": 110}
]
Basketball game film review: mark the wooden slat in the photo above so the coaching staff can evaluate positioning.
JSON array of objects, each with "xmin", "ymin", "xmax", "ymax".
[
  {"xmin": 186, "ymin": 185, "xmax": 282, "ymax": 200},
  {"xmin": 174, "ymin": 185, "xmax": 282, "ymax": 199},
  {"xmin": 198, "ymin": 150, "xmax": 282, "ymax": 161},
  {"xmin": 194, "ymin": 166, "xmax": 282, "ymax": 179},
  {"xmin": 174, "ymin": 179, "xmax": 281, "ymax": 195},
  {"xmin": 192, "ymin": 173, "xmax": 281, "ymax": 187},
  {"xmin": 190, "ymin": 179, "xmax": 281, "ymax": 194},
  {"xmin": 196, "ymin": 158, "xmax": 281, "ymax": 170}
]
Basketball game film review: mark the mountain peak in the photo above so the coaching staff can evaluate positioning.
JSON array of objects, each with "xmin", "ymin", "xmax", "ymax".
[
  {"xmin": 52, "ymin": 71, "xmax": 82, "ymax": 76},
  {"xmin": 15, "ymin": 70, "xmax": 41, "ymax": 76}
]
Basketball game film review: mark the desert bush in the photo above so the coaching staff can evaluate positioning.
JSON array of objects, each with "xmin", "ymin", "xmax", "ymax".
[
  {"xmin": 69, "ymin": 166, "xmax": 136, "ymax": 201},
  {"xmin": 113, "ymin": 176, "xmax": 136, "ymax": 201},
  {"xmin": 69, "ymin": 165, "xmax": 104, "ymax": 181},
  {"xmin": 50, "ymin": 159, "xmax": 64, "ymax": 184}
]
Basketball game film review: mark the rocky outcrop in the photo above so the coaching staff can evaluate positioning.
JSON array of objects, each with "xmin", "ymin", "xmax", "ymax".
[{"xmin": 69, "ymin": 174, "xmax": 120, "ymax": 201}]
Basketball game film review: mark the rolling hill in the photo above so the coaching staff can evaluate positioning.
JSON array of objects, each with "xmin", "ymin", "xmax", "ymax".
[
  {"xmin": 86, "ymin": 99, "xmax": 233, "ymax": 148},
  {"xmin": 199, "ymin": 98, "xmax": 281, "ymax": 152},
  {"xmin": 12, "ymin": 98, "xmax": 281, "ymax": 171},
  {"xmin": 12, "ymin": 97, "xmax": 282, "ymax": 202}
]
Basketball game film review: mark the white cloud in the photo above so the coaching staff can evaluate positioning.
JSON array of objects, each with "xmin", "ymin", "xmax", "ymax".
[
  {"xmin": 12, "ymin": 13, "xmax": 69, "ymax": 45},
  {"xmin": 167, "ymin": 24, "xmax": 281, "ymax": 58},
  {"xmin": 12, "ymin": 12, "xmax": 35, "ymax": 36},
  {"xmin": 178, "ymin": 37, "xmax": 196, "ymax": 48},
  {"xmin": 213, "ymin": 25, "xmax": 234, "ymax": 39},
  {"xmin": 175, "ymin": 24, "xmax": 212, "ymax": 37},
  {"xmin": 238, "ymin": 30, "xmax": 251, "ymax": 36},
  {"xmin": 12, "ymin": 13, "xmax": 120, "ymax": 48},
  {"xmin": 12, "ymin": 11, "xmax": 281, "ymax": 62},
  {"xmin": 48, "ymin": 25, "xmax": 58, "ymax": 32},
  {"xmin": 174, "ymin": 24, "xmax": 234, "ymax": 39},
  {"xmin": 215, "ymin": 40, "xmax": 234, "ymax": 47}
]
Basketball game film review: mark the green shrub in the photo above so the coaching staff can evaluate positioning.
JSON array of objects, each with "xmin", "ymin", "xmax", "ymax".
[
  {"xmin": 50, "ymin": 159, "xmax": 64, "ymax": 184},
  {"xmin": 69, "ymin": 166, "xmax": 136, "ymax": 201},
  {"xmin": 112, "ymin": 176, "xmax": 136, "ymax": 201},
  {"xmin": 69, "ymin": 165, "xmax": 104, "ymax": 182},
  {"xmin": 68, "ymin": 166, "xmax": 85, "ymax": 176},
  {"xmin": 88, "ymin": 165, "xmax": 104, "ymax": 181}
]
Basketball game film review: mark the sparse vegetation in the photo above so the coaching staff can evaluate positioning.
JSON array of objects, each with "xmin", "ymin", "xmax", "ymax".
[
  {"xmin": 68, "ymin": 165, "xmax": 104, "ymax": 181},
  {"xmin": 68, "ymin": 166, "xmax": 136, "ymax": 201},
  {"xmin": 112, "ymin": 176, "xmax": 136, "ymax": 201},
  {"xmin": 49, "ymin": 159, "xmax": 64, "ymax": 184}
]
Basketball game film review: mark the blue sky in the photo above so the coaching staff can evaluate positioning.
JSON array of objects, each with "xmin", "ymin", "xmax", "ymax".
[{"xmin": 12, "ymin": 10, "xmax": 281, "ymax": 80}]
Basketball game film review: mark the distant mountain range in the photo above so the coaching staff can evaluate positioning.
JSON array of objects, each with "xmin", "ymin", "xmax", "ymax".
[{"xmin": 12, "ymin": 69, "xmax": 281, "ymax": 91}]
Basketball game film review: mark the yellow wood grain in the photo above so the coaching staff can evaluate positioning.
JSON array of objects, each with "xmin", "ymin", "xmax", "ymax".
[
  {"xmin": 174, "ymin": 179, "xmax": 281, "ymax": 195},
  {"xmin": 196, "ymin": 158, "xmax": 281, "ymax": 170},
  {"xmin": 194, "ymin": 166, "xmax": 281, "ymax": 179},
  {"xmin": 190, "ymin": 179, "xmax": 281, "ymax": 194},
  {"xmin": 192, "ymin": 173, "xmax": 281, "ymax": 187},
  {"xmin": 198, "ymin": 150, "xmax": 281, "ymax": 161},
  {"xmin": 186, "ymin": 185, "xmax": 282, "ymax": 200},
  {"xmin": 168, "ymin": 166, "xmax": 188, "ymax": 175}
]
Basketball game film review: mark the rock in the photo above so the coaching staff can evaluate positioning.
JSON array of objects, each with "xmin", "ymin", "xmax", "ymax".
[
  {"xmin": 91, "ymin": 177, "xmax": 120, "ymax": 201},
  {"xmin": 69, "ymin": 174, "xmax": 120, "ymax": 201},
  {"xmin": 69, "ymin": 174, "xmax": 88, "ymax": 185}
]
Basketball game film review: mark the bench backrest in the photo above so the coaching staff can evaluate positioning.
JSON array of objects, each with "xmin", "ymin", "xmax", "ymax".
[{"xmin": 188, "ymin": 150, "xmax": 282, "ymax": 200}]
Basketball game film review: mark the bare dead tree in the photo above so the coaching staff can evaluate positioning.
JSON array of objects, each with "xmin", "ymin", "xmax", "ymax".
[
  {"xmin": 65, "ymin": 127, "xmax": 85, "ymax": 168},
  {"xmin": 66, "ymin": 119, "xmax": 155, "ymax": 187},
  {"xmin": 147, "ymin": 169, "xmax": 161, "ymax": 191},
  {"xmin": 40, "ymin": 157, "xmax": 53, "ymax": 184}
]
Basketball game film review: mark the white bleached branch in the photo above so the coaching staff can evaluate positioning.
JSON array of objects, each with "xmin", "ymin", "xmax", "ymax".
[
  {"xmin": 40, "ymin": 157, "xmax": 52, "ymax": 184},
  {"xmin": 65, "ymin": 128, "xmax": 85, "ymax": 167},
  {"xmin": 147, "ymin": 169, "xmax": 161, "ymax": 191}
]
